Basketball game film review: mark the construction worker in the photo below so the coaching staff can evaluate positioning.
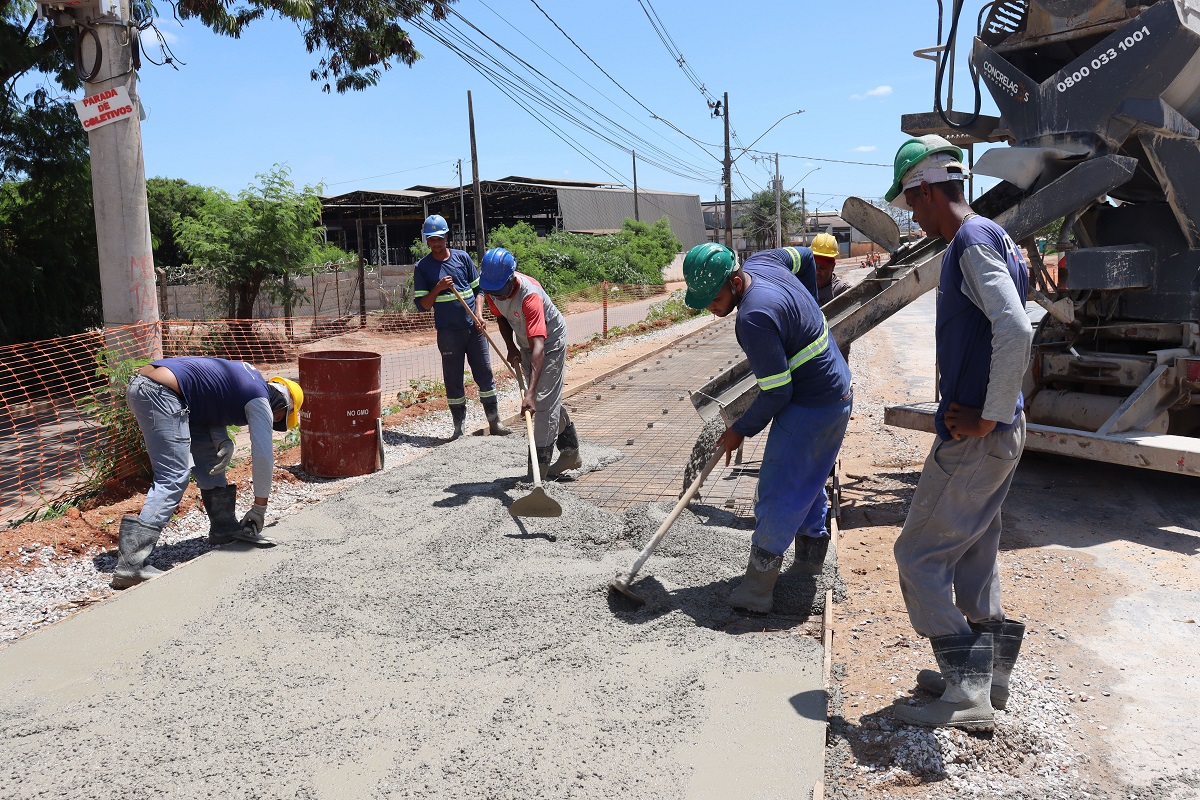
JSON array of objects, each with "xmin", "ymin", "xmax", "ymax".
[
  {"xmin": 478, "ymin": 247, "xmax": 582, "ymax": 478},
  {"xmin": 883, "ymin": 135, "xmax": 1033, "ymax": 731},
  {"xmin": 811, "ymin": 232, "xmax": 852, "ymax": 361},
  {"xmin": 682, "ymin": 243, "xmax": 852, "ymax": 614},
  {"xmin": 114, "ymin": 358, "xmax": 303, "ymax": 589},
  {"xmin": 413, "ymin": 214, "xmax": 511, "ymax": 440}
]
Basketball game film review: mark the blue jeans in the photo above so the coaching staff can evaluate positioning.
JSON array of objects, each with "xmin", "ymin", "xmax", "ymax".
[{"xmin": 753, "ymin": 394, "xmax": 853, "ymax": 556}]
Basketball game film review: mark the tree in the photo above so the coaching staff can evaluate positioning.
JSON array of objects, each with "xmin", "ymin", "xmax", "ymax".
[
  {"xmin": 873, "ymin": 197, "xmax": 914, "ymax": 237},
  {"xmin": 0, "ymin": 0, "xmax": 454, "ymax": 104},
  {"xmin": 174, "ymin": 164, "xmax": 324, "ymax": 319},
  {"xmin": 737, "ymin": 189, "xmax": 803, "ymax": 251},
  {"xmin": 146, "ymin": 177, "xmax": 209, "ymax": 269},
  {"xmin": 0, "ymin": 91, "xmax": 101, "ymax": 345}
]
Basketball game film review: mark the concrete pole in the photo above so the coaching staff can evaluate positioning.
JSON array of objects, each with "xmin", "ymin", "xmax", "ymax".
[
  {"xmin": 468, "ymin": 91, "xmax": 486, "ymax": 262},
  {"xmin": 86, "ymin": 0, "xmax": 160, "ymax": 358},
  {"xmin": 723, "ymin": 92, "xmax": 733, "ymax": 251},
  {"xmin": 774, "ymin": 152, "xmax": 782, "ymax": 249},
  {"xmin": 458, "ymin": 159, "xmax": 467, "ymax": 249},
  {"xmin": 632, "ymin": 150, "xmax": 640, "ymax": 222}
]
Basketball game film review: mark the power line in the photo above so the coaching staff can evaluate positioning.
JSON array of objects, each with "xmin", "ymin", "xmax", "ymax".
[{"xmin": 326, "ymin": 159, "xmax": 461, "ymax": 187}]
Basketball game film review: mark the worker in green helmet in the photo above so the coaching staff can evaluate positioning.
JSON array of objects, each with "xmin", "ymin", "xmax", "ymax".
[
  {"xmin": 682, "ymin": 242, "xmax": 852, "ymax": 615},
  {"xmin": 883, "ymin": 134, "xmax": 1033, "ymax": 733}
]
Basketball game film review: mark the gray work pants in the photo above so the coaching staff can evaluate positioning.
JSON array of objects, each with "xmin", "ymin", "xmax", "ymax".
[
  {"xmin": 521, "ymin": 343, "xmax": 569, "ymax": 449},
  {"xmin": 894, "ymin": 414, "xmax": 1025, "ymax": 638}
]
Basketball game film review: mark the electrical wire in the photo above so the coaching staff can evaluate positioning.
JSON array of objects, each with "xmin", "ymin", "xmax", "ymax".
[
  {"xmin": 73, "ymin": 22, "xmax": 103, "ymax": 82},
  {"xmin": 934, "ymin": 0, "xmax": 983, "ymax": 130},
  {"xmin": 327, "ymin": 159, "xmax": 462, "ymax": 187}
]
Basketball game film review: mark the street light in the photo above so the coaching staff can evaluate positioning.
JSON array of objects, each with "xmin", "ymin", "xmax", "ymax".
[{"xmin": 718, "ymin": 101, "xmax": 805, "ymax": 250}]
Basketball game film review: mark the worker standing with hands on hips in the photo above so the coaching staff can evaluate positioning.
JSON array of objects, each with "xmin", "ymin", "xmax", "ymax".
[
  {"xmin": 682, "ymin": 243, "xmax": 852, "ymax": 614},
  {"xmin": 884, "ymin": 135, "xmax": 1033, "ymax": 732},
  {"xmin": 413, "ymin": 214, "xmax": 511, "ymax": 440},
  {"xmin": 114, "ymin": 357, "xmax": 303, "ymax": 589},
  {"xmin": 478, "ymin": 247, "xmax": 583, "ymax": 479}
]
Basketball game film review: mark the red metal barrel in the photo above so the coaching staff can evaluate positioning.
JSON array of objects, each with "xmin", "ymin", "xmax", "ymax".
[{"xmin": 298, "ymin": 350, "xmax": 382, "ymax": 478}]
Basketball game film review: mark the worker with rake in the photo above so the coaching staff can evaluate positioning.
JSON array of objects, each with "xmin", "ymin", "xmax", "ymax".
[
  {"xmin": 682, "ymin": 243, "xmax": 852, "ymax": 614},
  {"xmin": 884, "ymin": 134, "xmax": 1033, "ymax": 731}
]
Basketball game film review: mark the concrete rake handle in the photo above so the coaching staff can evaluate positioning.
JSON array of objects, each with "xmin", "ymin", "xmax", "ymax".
[
  {"xmin": 624, "ymin": 448, "xmax": 725, "ymax": 582},
  {"xmin": 449, "ymin": 285, "xmax": 545, "ymax": 488}
]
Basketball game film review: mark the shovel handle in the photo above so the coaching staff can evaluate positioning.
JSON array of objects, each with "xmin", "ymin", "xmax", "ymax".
[
  {"xmin": 449, "ymin": 285, "xmax": 521, "ymax": 382},
  {"xmin": 624, "ymin": 448, "xmax": 725, "ymax": 582}
]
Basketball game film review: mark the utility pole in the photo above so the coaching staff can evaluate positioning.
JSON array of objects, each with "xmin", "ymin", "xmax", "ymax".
[
  {"xmin": 722, "ymin": 92, "xmax": 733, "ymax": 251},
  {"xmin": 632, "ymin": 150, "xmax": 640, "ymax": 222},
  {"xmin": 800, "ymin": 188, "xmax": 808, "ymax": 245},
  {"xmin": 77, "ymin": 0, "xmax": 160, "ymax": 358},
  {"xmin": 468, "ymin": 91, "xmax": 486, "ymax": 262},
  {"xmin": 457, "ymin": 159, "xmax": 466, "ymax": 250},
  {"xmin": 774, "ymin": 152, "xmax": 783, "ymax": 249}
]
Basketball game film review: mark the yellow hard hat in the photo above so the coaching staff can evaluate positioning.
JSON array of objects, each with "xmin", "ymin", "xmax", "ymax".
[
  {"xmin": 268, "ymin": 376, "xmax": 304, "ymax": 431},
  {"xmin": 811, "ymin": 233, "xmax": 839, "ymax": 259}
]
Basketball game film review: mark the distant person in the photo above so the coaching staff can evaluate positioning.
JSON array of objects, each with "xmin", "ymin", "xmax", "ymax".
[
  {"xmin": 682, "ymin": 243, "xmax": 852, "ymax": 614},
  {"xmin": 883, "ymin": 134, "xmax": 1033, "ymax": 731},
  {"xmin": 811, "ymin": 233, "xmax": 852, "ymax": 361},
  {"xmin": 114, "ymin": 358, "xmax": 303, "ymax": 589},
  {"xmin": 413, "ymin": 214, "xmax": 511, "ymax": 440},
  {"xmin": 478, "ymin": 247, "xmax": 583, "ymax": 478}
]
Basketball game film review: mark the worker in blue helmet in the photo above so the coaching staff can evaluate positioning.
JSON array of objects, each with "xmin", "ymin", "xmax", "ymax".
[
  {"xmin": 478, "ymin": 247, "xmax": 583, "ymax": 478},
  {"xmin": 413, "ymin": 215, "xmax": 511, "ymax": 440},
  {"xmin": 682, "ymin": 242, "xmax": 852, "ymax": 614},
  {"xmin": 884, "ymin": 135, "xmax": 1033, "ymax": 732}
]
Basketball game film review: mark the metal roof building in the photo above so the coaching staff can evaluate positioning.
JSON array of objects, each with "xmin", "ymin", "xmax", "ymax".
[{"xmin": 321, "ymin": 177, "xmax": 704, "ymax": 266}]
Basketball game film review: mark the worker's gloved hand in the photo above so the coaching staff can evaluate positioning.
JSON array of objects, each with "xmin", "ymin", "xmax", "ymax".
[
  {"xmin": 240, "ymin": 503, "xmax": 267, "ymax": 534},
  {"xmin": 209, "ymin": 437, "xmax": 234, "ymax": 475}
]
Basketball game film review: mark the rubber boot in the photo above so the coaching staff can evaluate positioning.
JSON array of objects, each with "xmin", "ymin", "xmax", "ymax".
[
  {"xmin": 483, "ymin": 399, "xmax": 512, "ymax": 436},
  {"xmin": 546, "ymin": 422, "xmax": 582, "ymax": 476},
  {"xmin": 531, "ymin": 444, "xmax": 554, "ymax": 482},
  {"xmin": 786, "ymin": 534, "xmax": 831, "ymax": 575},
  {"xmin": 111, "ymin": 515, "xmax": 165, "ymax": 590},
  {"xmin": 896, "ymin": 632, "xmax": 995, "ymax": 731},
  {"xmin": 916, "ymin": 619, "xmax": 1025, "ymax": 709},
  {"xmin": 201, "ymin": 485, "xmax": 242, "ymax": 545},
  {"xmin": 449, "ymin": 404, "xmax": 467, "ymax": 441},
  {"xmin": 728, "ymin": 545, "xmax": 783, "ymax": 614}
]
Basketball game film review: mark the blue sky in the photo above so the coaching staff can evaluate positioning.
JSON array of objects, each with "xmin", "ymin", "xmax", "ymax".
[{"xmin": 128, "ymin": 0, "xmax": 1003, "ymax": 213}]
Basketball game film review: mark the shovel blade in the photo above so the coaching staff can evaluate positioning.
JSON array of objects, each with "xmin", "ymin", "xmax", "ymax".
[
  {"xmin": 608, "ymin": 575, "xmax": 646, "ymax": 605},
  {"xmin": 509, "ymin": 487, "xmax": 562, "ymax": 518}
]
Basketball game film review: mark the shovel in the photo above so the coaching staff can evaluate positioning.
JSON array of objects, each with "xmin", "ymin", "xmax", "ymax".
[
  {"xmin": 449, "ymin": 285, "xmax": 562, "ymax": 518},
  {"xmin": 609, "ymin": 447, "xmax": 725, "ymax": 604}
]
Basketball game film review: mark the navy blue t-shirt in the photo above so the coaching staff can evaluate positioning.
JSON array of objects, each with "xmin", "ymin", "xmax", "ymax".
[
  {"xmin": 152, "ymin": 357, "xmax": 270, "ymax": 428},
  {"xmin": 743, "ymin": 247, "xmax": 818, "ymax": 301},
  {"xmin": 413, "ymin": 249, "xmax": 481, "ymax": 330}
]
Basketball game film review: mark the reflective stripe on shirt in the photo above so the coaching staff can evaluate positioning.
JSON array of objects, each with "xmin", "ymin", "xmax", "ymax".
[{"xmin": 755, "ymin": 321, "xmax": 830, "ymax": 391}]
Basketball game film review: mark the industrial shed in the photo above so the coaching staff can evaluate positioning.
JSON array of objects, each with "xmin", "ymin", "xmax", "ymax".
[{"xmin": 321, "ymin": 176, "xmax": 705, "ymax": 266}]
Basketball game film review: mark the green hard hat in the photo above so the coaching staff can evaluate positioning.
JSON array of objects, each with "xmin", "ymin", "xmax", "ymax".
[
  {"xmin": 884, "ymin": 134, "xmax": 964, "ymax": 203},
  {"xmin": 683, "ymin": 243, "xmax": 736, "ymax": 309}
]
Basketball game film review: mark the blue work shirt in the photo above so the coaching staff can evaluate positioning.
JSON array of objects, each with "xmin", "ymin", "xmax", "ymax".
[
  {"xmin": 413, "ymin": 249, "xmax": 482, "ymax": 331},
  {"xmin": 151, "ymin": 357, "xmax": 270, "ymax": 428},
  {"xmin": 732, "ymin": 260, "xmax": 851, "ymax": 438},
  {"xmin": 743, "ymin": 247, "xmax": 819, "ymax": 301}
]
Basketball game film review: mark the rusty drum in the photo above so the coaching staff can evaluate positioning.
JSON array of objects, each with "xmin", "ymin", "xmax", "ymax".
[{"xmin": 298, "ymin": 350, "xmax": 382, "ymax": 478}]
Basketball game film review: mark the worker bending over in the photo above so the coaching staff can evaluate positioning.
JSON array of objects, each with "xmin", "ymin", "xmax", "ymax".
[
  {"xmin": 115, "ymin": 357, "xmax": 303, "ymax": 589},
  {"xmin": 884, "ymin": 135, "xmax": 1033, "ymax": 731},
  {"xmin": 479, "ymin": 247, "xmax": 583, "ymax": 478},
  {"xmin": 413, "ymin": 214, "xmax": 511, "ymax": 440},
  {"xmin": 683, "ymin": 243, "xmax": 852, "ymax": 614}
]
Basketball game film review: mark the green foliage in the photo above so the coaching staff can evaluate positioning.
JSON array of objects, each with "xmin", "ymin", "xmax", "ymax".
[
  {"xmin": 1, "ymin": 1, "xmax": 455, "ymax": 96},
  {"xmin": 395, "ymin": 377, "xmax": 445, "ymax": 407},
  {"xmin": 737, "ymin": 189, "xmax": 804, "ymax": 251},
  {"xmin": 174, "ymin": 164, "xmax": 326, "ymax": 319},
  {"xmin": 485, "ymin": 217, "xmax": 680, "ymax": 296},
  {"xmin": 146, "ymin": 177, "xmax": 210, "ymax": 268},
  {"xmin": 411, "ymin": 237, "xmax": 431, "ymax": 261},
  {"xmin": 0, "ymin": 93, "xmax": 101, "ymax": 345},
  {"xmin": 79, "ymin": 349, "xmax": 152, "ymax": 497}
]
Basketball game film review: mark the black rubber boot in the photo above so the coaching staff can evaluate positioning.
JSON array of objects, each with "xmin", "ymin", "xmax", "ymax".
[
  {"xmin": 449, "ymin": 404, "xmax": 467, "ymax": 440},
  {"xmin": 917, "ymin": 619, "xmax": 1025, "ymax": 709},
  {"xmin": 482, "ymin": 399, "xmax": 512, "ymax": 436},
  {"xmin": 201, "ymin": 485, "xmax": 241, "ymax": 545},
  {"xmin": 897, "ymin": 632, "xmax": 995, "ymax": 731},
  {"xmin": 547, "ymin": 422, "xmax": 582, "ymax": 476},
  {"xmin": 529, "ymin": 444, "xmax": 555, "ymax": 481},
  {"xmin": 786, "ymin": 534, "xmax": 831, "ymax": 575},
  {"xmin": 111, "ymin": 515, "xmax": 165, "ymax": 590},
  {"xmin": 728, "ymin": 545, "xmax": 783, "ymax": 614}
]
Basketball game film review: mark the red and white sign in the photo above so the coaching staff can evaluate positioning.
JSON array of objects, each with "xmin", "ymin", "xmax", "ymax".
[{"xmin": 73, "ymin": 86, "xmax": 135, "ymax": 131}]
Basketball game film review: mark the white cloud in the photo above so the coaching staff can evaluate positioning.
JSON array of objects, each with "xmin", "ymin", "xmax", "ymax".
[
  {"xmin": 851, "ymin": 85, "xmax": 894, "ymax": 100},
  {"xmin": 853, "ymin": 145, "xmax": 877, "ymax": 153}
]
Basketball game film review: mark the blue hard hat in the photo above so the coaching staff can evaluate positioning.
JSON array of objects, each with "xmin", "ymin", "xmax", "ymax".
[
  {"xmin": 480, "ymin": 247, "xmax": 517, "ymax": 292},
  {"xmin": 422, "ymin": 214, "xmax": 449, "ymax": 240}
]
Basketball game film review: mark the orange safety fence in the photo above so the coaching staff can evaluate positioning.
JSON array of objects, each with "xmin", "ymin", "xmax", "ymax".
[{"xmin": 0, "ymin": 284, "xmax": 685, "ymax": 524}]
